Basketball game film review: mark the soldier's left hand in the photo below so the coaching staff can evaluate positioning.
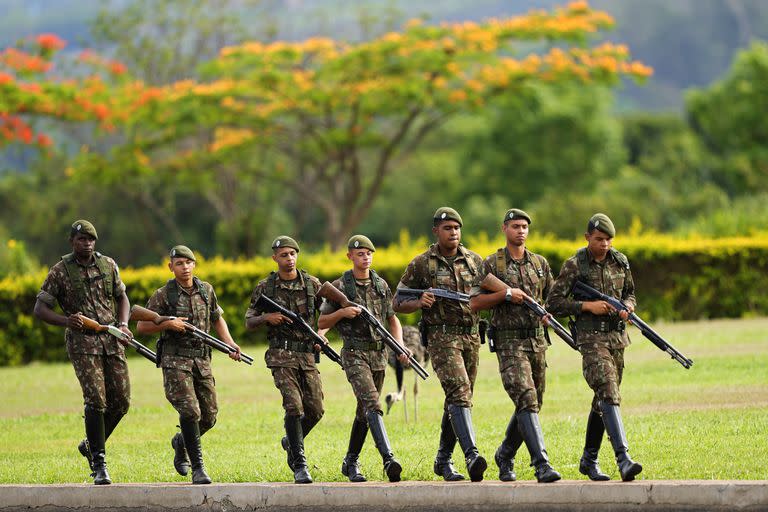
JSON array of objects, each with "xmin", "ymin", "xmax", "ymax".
[
  {"xmin": 541, "ymin": 313, "xmax": 552, "ymax": 327},
  {"xmin": 396, "ymin": 349, "xmax": 411, "ymax": 367},
  {"xmin": 618, "ymin": 309, "xmax": 630, "ymax": 321},
  {"xmin": 118, "ymin": 324, "xmax": 133, "ymax": 339},
  {"xmin": 228, "ymin": 342, "xmax": 242, "ymax": 361}
]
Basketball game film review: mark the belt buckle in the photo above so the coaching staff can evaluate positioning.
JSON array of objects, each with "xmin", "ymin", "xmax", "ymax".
[{"xmin": 283, "ymin": 340, "xmax": 288, "ymax": 350}]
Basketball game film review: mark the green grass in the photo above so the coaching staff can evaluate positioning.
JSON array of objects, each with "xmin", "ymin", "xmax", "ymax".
[{"xmin": 1, "ymin": 317, "xmax": 766, "ymax": 483}]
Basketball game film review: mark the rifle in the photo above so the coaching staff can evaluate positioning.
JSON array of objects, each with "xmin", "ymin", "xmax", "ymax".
[
  {"xmin": 571, "ymin": 280, "xmax": 693, "ymax": 369},
  {"xmin": 395, "ymin": 287, "xmax": 470, "ymax": 304},
  {"xmin": 477, "ymin": 273, "xmax": 577, "ymax": 351},
  {"xmin": 318, "ymin": 281, "xmax": 429, "ymax": 380},
  {"xmin": 254, "ymin": 294, "xmax": 342, "ymax": 366},
  {"xmin": 130, "ymin": 305, "xmax": 253, "ymax": 365},
  {"xmin": 78, "ymin": 315, "xmax": 157, "ymax": 365}
]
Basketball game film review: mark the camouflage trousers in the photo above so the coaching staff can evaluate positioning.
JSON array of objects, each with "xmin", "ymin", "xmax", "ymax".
[
  {"xmin": 496, "ymin": 345, "xmax": 546, "ymax": 413},
  {"xmin": 162, "ymin": 359, "xmax": 218, "ymax": 434},
  {"xmin": 342, "ymin": 348, "xmax": 386, "ymax": 420},
  {"xmin": 580, "ymin": 342, "xmax": 624, "ymax": 412},
  {"xmin": 271, "ymin": 366, "xmax": 324, "ymax": 423},
  {"xmin": 427, "ymin": 333, "xmax": 480, "ymax": 409},
  {"xmin": 70, "ymin": 352, "xmax": 130, "ymax": 415}
]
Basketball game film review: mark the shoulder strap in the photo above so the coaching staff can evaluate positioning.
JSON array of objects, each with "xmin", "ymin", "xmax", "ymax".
[
  {"xmin": 94, "ymin": 253, "xmax": 114, "ymax": 300},
  {"xmin": 193, "ymin": 277, "xmax": 209, "ymax": 305},
  {"xmin": 461, "ymin": 246, "xmax": 478, "ymax": 275},
  {"xmin": 527, "ymin": 250, "xmax": 545, "ymax": 278},
  {"xmin": 369, "ymin": 269, "xmax": 387, "ymax": 296},
  {"xmin": 265, "ymin": 271, "xmax": 278, "ymax": 298},
  {"xmin": 342, "ymin": 270, "xmax": 357, "ymax": 301},
  {"xmin": 610, "ymin": 248, "xmax": 630, "ymax": 270},
  {"xmin": 166, "ymin": 279, "xmax": 179, "ymax": 310},
  {"xmin": 428, "ymin": 253, "xmax": 438, "ymax": 288},
  {"xmin": 61, "ymin": 253, "xmax": 87, "ymax": 307},
  {"xmin": 576, "ymin": 247, "xmax": 590, "ymax": 282},
  {"xmin": 495, "ymin": 248, "xmax": 506, "ymax": 279},
  {"xmin": 301, "ymin": 270, "xmax": 316, "ymax": 318}
]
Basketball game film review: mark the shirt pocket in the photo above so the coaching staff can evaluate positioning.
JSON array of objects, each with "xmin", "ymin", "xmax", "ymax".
[{"xmin": 435, "ymin": 269, "xmax": 454, "ymax": 288}]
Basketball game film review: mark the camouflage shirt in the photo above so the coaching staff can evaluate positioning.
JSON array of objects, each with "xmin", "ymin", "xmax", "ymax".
[
  {"xmin": 470, "ymin": 247, "xmax": 553, "ymax": 352},
  {"xmin": 37, "ymin": 253, "xmax": 127, "ymax": 356},
  {"xmin": 319, "ymin": 273, "xmax": 395, "ymax": 348},
  {"xmin": 246, "ymin": 271, "xmax": 322, "ymax": 369},
  {"xmin": 546, "ymin": 248, "xmax": 636, "ymax": 349},
  {"xmin": 397, "ymin": 244, "xmax": 481, "ymax": 327}
]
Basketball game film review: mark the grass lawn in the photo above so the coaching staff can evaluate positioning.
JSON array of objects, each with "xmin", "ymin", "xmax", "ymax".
[{"xmin": 0, "ymin": 317, "xmax": 766, "ymax": 484}]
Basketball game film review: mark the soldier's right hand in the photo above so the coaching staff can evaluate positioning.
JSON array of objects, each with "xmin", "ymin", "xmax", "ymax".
[
  {"xmin": 163, "ymin": 317, "xmax": 188, "ymax": 332},
  {"xmin": 265, "ymin": 312, "xmax": 293, "ymax": 325},
  {"xmin": 340, "ymin": 306, "xmax": 362, "ymax": 319},
  {"xmin": 420, "ymin": 292, "xmax": 436, "ymax": 309},
  {"xmin": 507, "ymin": 287, "xmax": 530, "ymax": 304},
  {"xmin": 67, "ymin": 313, "xmax": 84, "ymax": 330},
  {"xmin": 585, "ymin": 300, "xmax": 614, "ymax": 315}
]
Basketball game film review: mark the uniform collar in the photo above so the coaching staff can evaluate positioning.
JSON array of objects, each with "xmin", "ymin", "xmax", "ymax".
[{"xmin": 430, "ymin": 243, "xmax": 467, "ymax": 264}]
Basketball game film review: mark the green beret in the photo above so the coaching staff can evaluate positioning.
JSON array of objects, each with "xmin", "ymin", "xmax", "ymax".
[
  {"xmin": 433, "ymin": 206, "xmax": 463, "ymax": 226},
  {"xmin": 272, "ymin": 235, "xmax": 300, "ymax": 252},
  {"xmin": 588, "ymin": 213, "xmax": 616, "ymax": 238},
  {"xmin": 70, "ymin": 220, "xmax": 98, "ymax": 240},
  {"xmin": 169, "ymin": 245, "xmax": 195, "ymax": 261},
  {"xmin": 503, "ymin": 208, "xmax": 532, "ymax": 225},
  {"xmin": 348, "ymin": 234, "xmax": 376, "ymax": 252}
]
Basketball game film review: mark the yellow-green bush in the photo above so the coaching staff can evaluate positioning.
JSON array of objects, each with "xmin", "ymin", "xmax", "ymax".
[{"xmin": 2, "ymin": 232, "xmax": 768, "ymax": 365}]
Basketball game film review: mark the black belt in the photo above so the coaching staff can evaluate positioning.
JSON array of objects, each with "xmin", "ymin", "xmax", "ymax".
[
  {"xmin": 269, "ymin": 339, "xmax": 314, "ymax": 353},
  {"xmin": 163, "ymin": 345, "xmax": 209, "ymax": 358},
  {"xmin": 576, "ymin": 317, "xmax": 626, "ymax": 333},
  {"xmin": 426, "ymin": 324, "xmax": 478, "ymax": 335},
  {"xmin": 344, "ymin": 339, "xmax": 383, "ymax": 351},
  {"xmin": 494, "ymin": 326, "xmax": 544, "ymax": 341}
]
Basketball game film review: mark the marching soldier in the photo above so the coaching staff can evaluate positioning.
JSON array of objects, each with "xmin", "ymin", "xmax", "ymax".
[
  {"xmin": 546, "ymin": 213, "xmax": 643, "ymax": 482},
  {"xmin": 245, "ymin": 236, "xmax": 324, "ymax": 484},
  {"xmin": 318, "ymin": 235, "xmax": 409, "ymax": 483},
  {"xmin": 469, "ymin": 209, "xmax": 561, "ymax": 483},
  {"xmin": 33, "ymin": 220, "xmax": 132, "ymax": 485},
  {"xmin": 136, "ymin": 245, "xmax": 241, "ymax": 484},
  {"xmin": 393, "ymin": 207, "xmax": 488, "ymax": 482}
]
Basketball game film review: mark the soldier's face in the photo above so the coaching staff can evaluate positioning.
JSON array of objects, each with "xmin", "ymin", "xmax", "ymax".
[
  {"xmin": 273, "ymin": 248, "xmax": 297, "ymax": 273},
  {"xmin": 169, "ymin": 257, "xmax": 195, "ymax": 282},
  {"xmin": 347, "ymin": 249, "xmax": 373, "ymax": 271},
  {"xmin": 585, "ymin": 230, "xmax": 613, "ymax": 260},
  {"xmin": 70, "ymin": 233, "xmax": 96, "ymax": 259},
  {"xmin": 433, "ymin": 221, "xmax": 461, "ymax": 249},
  {"xmin": 503, "ymin": 220, "xmax": 528, "ymax": 247}
]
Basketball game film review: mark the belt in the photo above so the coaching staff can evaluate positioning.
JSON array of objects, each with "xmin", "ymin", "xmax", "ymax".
[
  {"xmin": 269, "ymin": 339, "xmax": 314, "ymax": 353},
  {"xmin": 344, "ymin": 339, "xmax": 384, "ymax": 351},
  {"xmin": 576, "ymin": 317, "xmax": 626, "ymax": 333},
  {"xmin": 494, "ymin": 326, "xmax": 544, "ymax": 341},
  {"xmin": 426, "ymin": 324, "xmax": 478, "ymax": 335},
  {"xmin": 163, "ymin": 345, "xmax": 209, "ymax": 358}
]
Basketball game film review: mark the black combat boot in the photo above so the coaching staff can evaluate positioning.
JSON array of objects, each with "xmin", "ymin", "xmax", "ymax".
[
  {"xmin": 433, "ymin": 410, "xmax": 465, "ymax": 481},
  {"xmin": 171, "ymin": 431, "xmax": 191, "ymax": 476},
  {"xmin": 448, "ymin": 405, "xmax": 487, "ymax": 482},
  {"xmin": 516, "ymin": 410, "xmax": 561, "ymax": 483},
  {"xmin": 180, "ymin": 419, "xmax": 211, "ymax": 484},
  {"xmin": 281, "ymin": 414, "xmax": 319, "ymax": 472},
  {"xmin": 599, "ymin": 401, "xmax": 642, "ymax": 482},
  {"xmin": 78, "ymin": 439, "xmax": 93, "ymax": 472},
  {"xmin": 495, "ymin": 413, "xmax": 523, "ymax": 482},
  {"xmin": 285, "ymin": 415, "xmax": 312, "ymax": 484},
  {"xmin": 84, "ymin": 405, "xmax": 111, "ymax": 485},
  {"xmin": 366, "ymin": 411, "xmax": 402, "ymax": 483},
  {"xmin": 341, "ymin": 419, "xmax": 368, "ymax": 482},
  {"xmin": 579, "ymin": 409, "xmax": 610, "ymax": 481}
]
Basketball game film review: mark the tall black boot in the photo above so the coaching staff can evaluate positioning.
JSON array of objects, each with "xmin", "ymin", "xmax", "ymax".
[
  {"xmin": 448, "ymin": 405, "xmax": 487, "ymax": 482},
  {"xmin": 433, "ymin": 410, "xmax": 465, "ymax": 481},
  {"xmin": 366, "ymin": 411, "xmax": 402, "ymax": 483},
  {"xmin": 171, "ymin": 430, "xmax": 191, "ymax": 477},
  {"xmin": 281, "ymin": 414, "xmax": 319, "ymax": 472},
  {"xmin": 579, "ymin": 409, "xmax": 610, "ymax": 481},
  {"xmin": 84, "ymin": 405, "xmax": 111, "ymax": 485},
  {"xmin": 516, "ymin": 410, "xmax": 561, "ymax": 483},
  {"xmin": 341, "ymin": 419, "xmax": 368, "ymax": 482},
  {"xmin": 180, "ymin": 419, "xmax": 211, "ymax": 484},
  {"xmin": 599, "ymin": 401, "xmax": 642, "ymax": 482},
  {"xmin": 285, "ymin": 415, "xmax": 312, "ymax": 484},
  {"xmin": 495, "ymin": 413, "xmax": 524, "ymax": 481}
]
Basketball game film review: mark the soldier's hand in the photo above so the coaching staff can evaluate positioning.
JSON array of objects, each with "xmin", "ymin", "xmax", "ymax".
[
  {"xmin": 507, "ymin": 287, "xmax": 529, "ymax": 304},
  {"xmin": 420, "ymin": 292, "xmax": 436, "ymax": 309},
  {"xmin": 228, "ymin": 342, "xmax": 242, "ymax": 361},
  {"xmin": 67, "ymin": 313, "xmax": 84, "ymax": 330},
  {"xmin": 586, "ymin": 300, "xmax": 614, "ymax": 315},
  {"xmin": 265, "ymin": 312, "xmax": 292, "ymax": 325},
  {"xmin": 541, "ymin": 313, "xmax": 553, "ymax": 327},
  {"xmin": 118, "ymin": 324, "xmax": 133, "ymax": 338},
  {"xmin": 397, "ymin": 347, "xmax": 412, "ymax": 367},
  {"xmin": 618, "ymin": 309, "xmax": 630, "ymax": 321},
  {"xmin": 163, "ymin": 317, "xmax": 188, "ymax": 332},
  {"xmin": 341, "ymin": 306, "xmax": 362, "ymax": 319}
]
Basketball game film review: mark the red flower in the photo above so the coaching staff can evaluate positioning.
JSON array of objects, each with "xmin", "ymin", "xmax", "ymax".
[{"xmin": 35, "ymin": 34, "xmax": 66, "ymax": 51}]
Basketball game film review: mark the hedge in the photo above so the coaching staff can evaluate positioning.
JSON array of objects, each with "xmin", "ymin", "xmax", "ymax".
[{"xmin": 2, "ymin": 232, "xmax": 768, "ymax": 365}]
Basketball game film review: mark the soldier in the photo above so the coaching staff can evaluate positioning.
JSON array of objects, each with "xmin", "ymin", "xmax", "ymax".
[
  {"xmin": 32, "ymin": 220, "xmax": 132, "ymax": 485},
  {"xmin": 393, "ymin": 207, "xmax": 488, "ymax": 482},
  {"xmin": 245, "ymin": 236, "xmax": 324, "ymax": 484},
  {"xmin": 318, "ymin": 235, "xmax": 410, "ymax": 483},
  {"xmin": 469, "ymin": 209, "xmax": 561, "ymax": 483},
  {"xmin": 546, "ymin": 213, "xmax": 643, "ymax": 482},
  {"xmin": 136, "ymin": 245, "xmax": 241, "ymax": 485}
]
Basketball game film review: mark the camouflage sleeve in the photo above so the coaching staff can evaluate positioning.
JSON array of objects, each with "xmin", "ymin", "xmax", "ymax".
[
  {"xmin": 622, "ymin": 266, "xmax": 637, "ymax": 311},
  {"xmin": 319, "ymin": 279, "xmax": 343, "ymax": 315},
  {"xmin": 469, "ymin": 256, "xmax": 494, "ymax": 298},
  {"xmin": 398, "ymin": 256, "xmax": 425, "ymax": 289},
  {"xmin": 37, "ymin": 266, "xmax": 61, "ymax": 308},
  {"xmin": 245, "ymin": 281, "xmax": 266, "ymax": 319},
  {"xmin": 545, "ymin": 257, "xmax": 582, "ymax": 317},
  {"xmin": 208, "ymin": 284, "xmax": 224, "ymax": 322},
  {"xmin": 145, "ymin": 288, "xmax": 167, "ymax": 315},
  {"xmin": 109, "ymin": 257, "xmax": 127, "ymax": 297},
  {"xmin": 541, "ymin": 256, "xmax": 554, "ymax": 302}
]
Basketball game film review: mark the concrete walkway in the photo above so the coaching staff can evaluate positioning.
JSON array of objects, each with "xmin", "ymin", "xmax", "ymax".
[{"xmin": 1, "ymin": 480, "xmax": 767, "ymax": 511}]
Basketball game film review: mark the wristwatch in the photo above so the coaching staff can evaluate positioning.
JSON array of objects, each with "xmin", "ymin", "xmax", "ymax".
[
  {"xmin": 118, "ymin": 321, "xmax": 129, "ymax": 327},
  {"xmin": 505, "ymin": 288, "xmax": 513, "ymax": 302}
]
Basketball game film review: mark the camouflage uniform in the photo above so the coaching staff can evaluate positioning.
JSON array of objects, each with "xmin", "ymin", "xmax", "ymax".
[
  {"xmin": 37, "ymin": 253, "xmax": 130, "ymax": 417},
  {"xmin": 546, "ymin": 248, "xmax": 635, "ymax": 411},
  {"xmin": 146, "ymin": 278, "xmax": 224, "ymax": 434},
  {"xmin": 245, "ymin": 271, "xmax": 324, "ymax": 423}
]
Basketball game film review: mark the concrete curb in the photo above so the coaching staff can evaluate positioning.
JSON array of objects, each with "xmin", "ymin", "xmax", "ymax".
[{"xmin": 1, "ymin": 481, "xmax": 767, "ymax": 511}]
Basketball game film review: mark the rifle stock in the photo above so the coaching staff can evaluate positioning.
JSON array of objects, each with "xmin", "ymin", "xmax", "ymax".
[
  {"xmin": 130, "ymin": 304, "xmax": 174, "ymax": 324},
  {"xmin": 77, "ymin": 314, "xmax": 158, "ymax": 364}
]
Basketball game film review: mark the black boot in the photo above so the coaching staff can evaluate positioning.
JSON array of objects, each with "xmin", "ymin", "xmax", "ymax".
[
  {"xmin": 341, "ymin": 419, "xmax": 368, "ymax": 482},
  {"xmin": 433, "ymin": 410, "xmax": 465, "ymax": 481},
  {"xmin": 599, "ymin": 401, "xmax": 642, "ymax": 482},
  {"xmin": 495, "ymin": 413, "xmax": 523, "ymax": 482},
  {"xmin": 285, "ymin": 415, "xmax": 312, "ymax": 484},
  {"xmin": 171, "ymin": 431, "xmax": 191, "ymax": 476},
  {"xmin": 579, "ymin": 409, "xmax": 610, "ymax": 481},
  {"xmin": 448, "ymin": 405, "xmax": 487, "ymax": 482},
  {"xmin": 366, "ymin": 411, "xmax": 402, "ymax": 483},
  {"xmin": 84, "ymin": 405, "xmax": 111, "ymax": 485},
  {"xmin": 281, "ymin": 414, "xmax": 319, "ymax": 472},
  {"xmin": 516, "ymin": 410, "xmax": 561, "ymax": 483},
  {"xmin": 180, "ymin": 419, "xmax": 211, "ymax": 484},
  {"xmin": 78, "ymin": 439, "xmax": 93, "ymax": 472}
]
